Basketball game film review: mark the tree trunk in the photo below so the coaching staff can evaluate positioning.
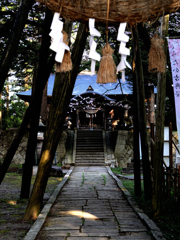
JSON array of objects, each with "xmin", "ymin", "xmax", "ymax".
[
  {"xmin": 0, "ymin": 53, "xmax": 55, "ymax": 185},
  {"xmin": 40, "ymin": 82, "xmax": 48, "ymax": 125},
  {"xmin": 138, "ymin": 21, "xmax": 176, "ymax": 129},
  {"xmin": 0, "ymin": 93, "xmax": 2, "ymax": 129},
  {"xmin": 24, "ymin": 22, "xmax": 88, "ymax": 220},
  {"xmin": 152, "ymin": 15, "xmax": 169, "ymax": 219},
  {"xmin": 20, "ymin": 8, "xmax": 53, "ymax": 199},
  {"xmin": 132, "ymin": 57, "xmax": 141, "ymax": 197},
  {"xmin": 6, "ymin": 84, "xmax": 9, "ymax": 116},
  {"xmin": 132, "ymin": 25, "xmax": 152, "ymax": 201},
  {"xmin": 0, "ymin": 0, "xmax": 34, "ymax": 94}
]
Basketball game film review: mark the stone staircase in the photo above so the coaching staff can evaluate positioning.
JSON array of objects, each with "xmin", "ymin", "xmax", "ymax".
[{"xmin": 75, "ymin": 130, "xmax": 105, "ymax": 166}]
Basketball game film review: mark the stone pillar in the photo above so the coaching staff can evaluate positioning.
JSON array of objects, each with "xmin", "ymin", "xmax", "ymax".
[
  {"xmin": 76, "ymin": 109, "xmax": 79, "ymax": 129},
  {"xmin": 103, "ymin": 109, "xmax": 106, "ymax": 130},
  {"xmin": 114, "ymin": 130, "xmax": 133, "ymax": 167}
]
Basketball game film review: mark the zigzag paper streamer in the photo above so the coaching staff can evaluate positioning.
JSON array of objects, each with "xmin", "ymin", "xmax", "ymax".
[
  {"xmin": 49, "ymin": 13, "xmax": 70, "ymax": 63},
  {"xmin": 88, "ymin": 18, "xmax": 101, "ymax": 73},
  {"xmin": 117, "ymin": 23, "xmax": 131, "ymax": 82}
]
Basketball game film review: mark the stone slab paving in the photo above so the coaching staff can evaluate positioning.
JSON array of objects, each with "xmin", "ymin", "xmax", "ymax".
[{"xmin": 34, "ymin": 166, "xmax": 154, "ymax": 240}]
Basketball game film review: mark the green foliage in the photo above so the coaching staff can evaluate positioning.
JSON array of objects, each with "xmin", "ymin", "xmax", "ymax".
[
  {"xmin": 0, "ymin": 0, "xmax": 45, "ymax": 83},
  {"xmin": 157, "ymin": 199, "xmax": 180, "ymax": 240},
  {"xmin": 57, "ymin": 163, "xmax": 62, "ymax": 167},
  {"xmin": 111, "ymin": 167, "xmax": 122, "ymax": 175},
  {"xmin": 81, "ymin": 172, "xmax": 85, "ymax": 187},
  {"xmin": 1, "ymin": 93, "xmax": 28, "ymax": 129},
  {"xmin": 121, "ymin": 179, "xmax": 135, "ymax": 195},
  {"xmin": 0, "ymin": 0, "xmax": 48, "ymax": 129},
  {"xmin": 101, "ymin": 174, "xmax": 106, "ymax": 185}
]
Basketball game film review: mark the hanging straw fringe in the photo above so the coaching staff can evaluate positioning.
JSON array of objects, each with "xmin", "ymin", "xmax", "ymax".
[
  {"xmin": 55, "ymin": 31, "xmax": 72, "ymax": 72},
  {"xmin": 36, "ymin": 0, "xmax": 180, "ymax": 26},
  {"xmin": 96, "ymin": 43, "xmax": 117, "ymax": 84},
  {"xmin": 148, "ymin": 36, "xmax": 166, "ymax": 73}
]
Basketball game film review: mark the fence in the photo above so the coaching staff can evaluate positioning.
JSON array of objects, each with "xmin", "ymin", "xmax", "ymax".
[{"xmin": 163, "ymin": 165, "xmax": 180, "ymax": 200}]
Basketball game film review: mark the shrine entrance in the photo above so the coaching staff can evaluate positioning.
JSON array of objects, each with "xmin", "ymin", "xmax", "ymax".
[
  {"xmin": 70, "ymin": 85, "xmax": 115, "ymax": 130},
  {"xmin": 79, "ymin": 110, "xmax": 104, "ymax": 129}
]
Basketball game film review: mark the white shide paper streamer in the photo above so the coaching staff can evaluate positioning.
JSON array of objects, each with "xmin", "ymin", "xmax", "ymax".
[
  {"xmin": 49, "ymin": 12, "xmax": 70, "ymax": 63},
  {"xmin": 117, "ymin": 23, "xmax": 131, "ymax": 82},
  {"xmin": 88, "ymin": 18, "xmax": 101, "ymax": 73}
]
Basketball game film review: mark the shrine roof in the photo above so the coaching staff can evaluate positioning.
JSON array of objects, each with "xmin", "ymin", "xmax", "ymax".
[{"xmin": 16, "ymin": 71, "xmax": 132, "ymax": 102}]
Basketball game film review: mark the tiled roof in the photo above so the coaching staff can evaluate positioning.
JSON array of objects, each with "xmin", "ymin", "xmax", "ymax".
[{"xmin": 17, "ymin": 72, "xmax": 132, "ymax": 102}]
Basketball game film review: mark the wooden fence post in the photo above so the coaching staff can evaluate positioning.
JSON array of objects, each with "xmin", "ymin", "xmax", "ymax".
[
  {"xmin": 151, "ymin": 123, "xmax": 155, "ymax": 168},
  {"xmin": 169, "ymin": 123, "xmax": 173, "ymax": 168},
  {"xmin": 166, "ymin": 167, "xmax": 171, "ymax": 198},
  {"xmin": 174, "ymin": 168, "xmax": 177, "ymax": 200},
  {"xmin": 178, "ymin": 165, "xmax": 180, "ymax": 200},
  {"xmin": 162, "ymin": 167, "xmax": 165, "ymax": 197}
]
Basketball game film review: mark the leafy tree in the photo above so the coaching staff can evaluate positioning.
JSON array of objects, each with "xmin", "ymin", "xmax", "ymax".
[
  {"xmin": 1, "ymin": 94, "xmax": 28, "ymax": 129},
  {"xmin": 0, "ymin": 0, "xmax": 45, "ymax": 84},
  {"xmin": 0, "ymin": 0, "xmax": 47, "ymax": 128}
]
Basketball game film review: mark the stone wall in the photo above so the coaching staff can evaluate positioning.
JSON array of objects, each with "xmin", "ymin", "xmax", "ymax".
[
  {"xmin": 114, "ymin": 130, "xmax": 133, "ymax": 168},
  {"xmin": 114, "ymin": 130, "xmax": 179, "ymax": 169},
  {"xmin": 1, "ymin": 128, "xmax": 177, "ymax": 168},
  {"xmin": 0, "ymin": 129, "xmax": 67, "ymax": 165},
  {"xmin": 55, "ymin": 131, "xmax": 67, "ymax": 164},
  {"xmin": 0, "ymin": 129, "xmax": 29, "ymax": 164}
]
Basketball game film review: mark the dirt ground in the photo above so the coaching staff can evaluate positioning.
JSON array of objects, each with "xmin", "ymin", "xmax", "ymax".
[{"xmin": 0, "ymin": 167, "xmax": 63, "ymax": 239}]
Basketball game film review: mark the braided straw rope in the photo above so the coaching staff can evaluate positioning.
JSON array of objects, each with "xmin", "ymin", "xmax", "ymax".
[{"xmin": 37, "ymin": 0, "xmax": 180, "ymax": 26}]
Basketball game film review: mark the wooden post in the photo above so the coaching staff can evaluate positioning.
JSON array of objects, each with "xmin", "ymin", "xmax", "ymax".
[
  {"xmin": 179, "ymin": 165, "xmax": 180, "ymax": 200},
  {"xmin": 76, "ymin": 109, "xmax": 79, "ymax": 129},
  {"xmin": 151, "ymin": 123, "xmax": 155, "ymax": 168},
  {"xmin": 168, "ymin": 167, "xmax": 171, "ymax": 199},
  {"xmin": 103, "ymin": 109, "xmax": 106, "ymax": 130},
  {"xmin": 0, "ymin": 93, "xmax": 2, "ymax": 129},
  {"xmin": 166, "ymin": 168, "xmax": 169, "ymax": 198},
  {"xmin": 40, "ymin": 82, "xmax": 48, "ymax": 125},
  {"xmin": 132, "ymin": 53, "xmax": 141, "ymax": 197},
  {"xmin": 162, "ymin": 167, "xmax": 165, "ymax": 197},
  {"xmin": 169, "ymin": 123, "xmax": 173, "ymax": 168},
  {"xmin": 174, "ymin": 168, "xmax": 177, "ymax": 200},
  {"xmin": 152, "ymin": 15, "xmax": 169, "ymax": 219},
  {"xmin": 132, "ymin": 24, "xmax": 152, "ymax": 200}
]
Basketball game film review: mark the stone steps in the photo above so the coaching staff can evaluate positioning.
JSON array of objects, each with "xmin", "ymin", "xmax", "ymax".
[
  {"xmin": 76, "ymin": 148, "xmax": 104, "ymax": 151},
  {"xmin": 75, "ymin": 130, "xmax": 105, "ymax": 166},
  {"xmin": 75, "ymin": 152, "xmax": 104, "ymax": 156},
  {"xmin": 75, "ymin": 163, "xmax": 105, "ymax": 166},
  {"xmin": 75, "ymin": 159, "xmax": 105, "ymax": 163},
  {"xmin": 76, "ymin": 156, "xmax": 104, "ymax": 159}
]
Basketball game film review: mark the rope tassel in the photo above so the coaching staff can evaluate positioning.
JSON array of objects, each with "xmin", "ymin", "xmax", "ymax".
[
  {"xmin": 96, "ymin": 0, "xmax": 117, "ymax": 84},
  {"xmin": 96, "ymin": 43, "xmax": 117, "ymax": 84}
]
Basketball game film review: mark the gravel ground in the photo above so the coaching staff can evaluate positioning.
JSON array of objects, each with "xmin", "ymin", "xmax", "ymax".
[{"xmin": 0, "ymin": 167, "xmax": 63, "ymax": 240}]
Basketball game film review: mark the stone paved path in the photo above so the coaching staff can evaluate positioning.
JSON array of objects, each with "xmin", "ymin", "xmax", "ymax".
[{"xmin": 36, "ymin": 166, "xmax": 152, "ymax": 240}]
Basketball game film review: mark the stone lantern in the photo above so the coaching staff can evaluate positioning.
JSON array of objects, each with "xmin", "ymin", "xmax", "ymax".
[{"xmin": 35, "ymin": 117, "xmax": 46, "ymax": 165}]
